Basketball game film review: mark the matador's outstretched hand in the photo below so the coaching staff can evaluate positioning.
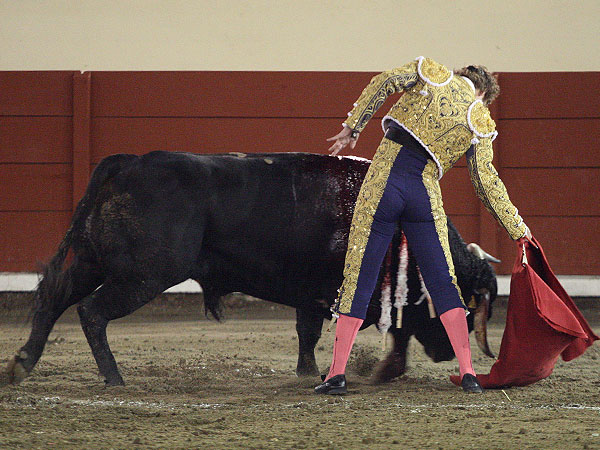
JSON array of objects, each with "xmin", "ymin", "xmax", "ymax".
[{"xmin": 327, "ymin": 127, "xmax": 359, "ymax": 156}]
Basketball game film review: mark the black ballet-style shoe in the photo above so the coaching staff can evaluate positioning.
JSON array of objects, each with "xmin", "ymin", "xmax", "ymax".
[
  {"xmin": 314, "ymin": 374, "xmax": 347, "ymax": 395},
  {"xmin": 461, "ymin": 373, "xmax": 484, "ymax": 393}
]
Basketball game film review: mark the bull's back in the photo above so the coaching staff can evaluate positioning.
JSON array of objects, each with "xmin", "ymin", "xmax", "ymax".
[
  {"xmin": 186, "ymin": 152, "xmax": 366, "ymax": 257},
  {"xmin": 102, "ymin": 150, "xmax": 367, "ymax": 255},
  {"xmin": 86, "ymin": 150, "xmax": 369, "ymax": 302}
]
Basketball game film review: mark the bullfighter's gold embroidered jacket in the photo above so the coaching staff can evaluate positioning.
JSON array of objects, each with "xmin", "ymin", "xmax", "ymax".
[{"xmin": 343, "ymin": 56, "xmax": 527, "ymax": 240}]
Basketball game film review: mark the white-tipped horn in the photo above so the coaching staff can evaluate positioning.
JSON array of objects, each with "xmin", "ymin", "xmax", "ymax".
[{"xmin": 467, "ymin": 243, "xmax": 501, "ymax": 263}]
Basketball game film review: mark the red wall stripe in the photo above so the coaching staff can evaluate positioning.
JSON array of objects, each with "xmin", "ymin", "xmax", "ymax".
[
  {"xmin": 0, "ymin": 71, "xmax": 75, "ymax": 116},
  {"xmin": 0, "ymin": 70, "xmax": 598, "ymax": 274}
]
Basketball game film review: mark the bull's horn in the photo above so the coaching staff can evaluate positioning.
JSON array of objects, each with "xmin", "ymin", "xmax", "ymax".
[
  {"xmin": 467, "ymin": 243, "xmax": 501, "ymax": 263},
  {"xmin": 474, "ymin": 289, "xmax": 495, "ymax": 358}
]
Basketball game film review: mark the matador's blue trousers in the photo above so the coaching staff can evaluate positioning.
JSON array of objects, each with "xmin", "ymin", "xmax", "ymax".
[{"xmin": 337, "ymin": 129, "xmax": 465, "ymax": 319}]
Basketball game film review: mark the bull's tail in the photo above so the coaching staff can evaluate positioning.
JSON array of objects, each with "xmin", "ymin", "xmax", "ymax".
[
  {"xmin": 2, "ymin": 154, "xmax": 138, "ymax": 385},
  {"xmin": 33, "ymin": 154, "xmax": 138, "ymax": 315}
]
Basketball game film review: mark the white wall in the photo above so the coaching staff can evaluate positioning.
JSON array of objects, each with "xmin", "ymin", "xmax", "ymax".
[{"xmin": 1, "ymin": 0, "xmax": 598, "ymax": 71}]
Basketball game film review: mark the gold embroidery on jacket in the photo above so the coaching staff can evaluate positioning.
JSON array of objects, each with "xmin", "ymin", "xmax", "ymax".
[
  {"xmin": 468, "ymin": 101, "xmax": 496, "ymax": 136},
  {"xmin": 467, "ymin": 139, "xmax": 527, "ymax": 240},
  {"xmin": 338, "ymin": 139, "xmax": 403, "ymax": 314},
  {"xmin": 343, "ymin": 58, "xmax": 477, "ymax": 179},
  {"xmin": 340, "ymin": 57, "xmax": 526, "ymax": 245},
  {"xmin": 384, "ymin": 75, "xmax": 474, "ymax": 178},
  {"xmin": 343, "ymin": 61, "xmax": 419, "ymax": 133},
  {"xmin": 421, "ymin": 160, "xmax": 464, "ymax": 308},
  {"xmin": 419, "ymin": 57, "xmax": 452, "ymax": 85}
]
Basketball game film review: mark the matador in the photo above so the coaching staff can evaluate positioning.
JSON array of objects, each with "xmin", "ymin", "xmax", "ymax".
[{"xmin": 316, "ymin": 56, "xmax": 531, "ymax": 395}]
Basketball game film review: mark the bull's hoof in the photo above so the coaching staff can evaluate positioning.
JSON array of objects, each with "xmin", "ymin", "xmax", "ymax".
[
  {"xmin": 295, "ymin": 366, "xmax": 320, "ymax": 377},
  {"xmin": 103, "ymin": 374, "xmax": 125, "ymax": 386},
  {"xmin": 2, "ymin": 356, "xmax": 29, "ymax": 386},
  {"xmin": 371, "ymin": 354, "xmax": 406, "ymax": 384},
  {"xmin": 104, "ymin": 378, "xmax": 125, "ymax": 387},
  {"xmin": 295, "ymin": 358, "xmax": 320, "ymax": 377}
]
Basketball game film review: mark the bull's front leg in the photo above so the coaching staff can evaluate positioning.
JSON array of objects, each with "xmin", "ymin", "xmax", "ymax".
[
  {"xmin": 295, "ymin": 306, "xmax": 324, "ymax": 376},
  {"xmin": 371, "ymin": 327, "xmax": 410, "ymax": 384}
]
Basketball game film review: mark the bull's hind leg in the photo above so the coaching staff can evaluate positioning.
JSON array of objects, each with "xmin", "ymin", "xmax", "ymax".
[
  {"xmin": 4, "ymin": 260, "xmax": 103, "ymax": 385},
  {"xmin": 77, "ymin": 280, "xmax": 167, "ymax": 386}
]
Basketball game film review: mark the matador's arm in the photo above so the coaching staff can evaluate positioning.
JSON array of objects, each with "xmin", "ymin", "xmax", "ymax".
[
  {"xmin": 342, "ymin": 61, "xmax": 419, "ymax": 133},
  {"xmin": 466, "ymin": 138, "xmax": 528, "ymax": 240}
]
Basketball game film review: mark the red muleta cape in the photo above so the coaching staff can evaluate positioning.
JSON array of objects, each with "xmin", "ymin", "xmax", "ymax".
[{"xmin": 451, "ymin": 237, "xmax": 598, "ymax": 388}]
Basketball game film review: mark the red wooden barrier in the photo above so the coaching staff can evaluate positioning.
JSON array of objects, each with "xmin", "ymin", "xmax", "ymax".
[
  {"xmin": 0, "ymin": 70, "xmax": 598, "ymax": 274},
  {"xmin": 72, "ymin": 72, "xmax": 91, "ymax": 211}
]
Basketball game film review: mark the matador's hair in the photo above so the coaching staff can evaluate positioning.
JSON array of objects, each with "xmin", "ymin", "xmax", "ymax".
[{"xmin": 455, "ymin": 65, "xmax": 500, "ymax": 105}]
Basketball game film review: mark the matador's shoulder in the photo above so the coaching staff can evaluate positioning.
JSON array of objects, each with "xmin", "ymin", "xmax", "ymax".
[
  {"xmin": 467, "ymin": 100, "xmax": 497, "ymax": 140},
  {"xmin": 416, "ymin": 56, "xmax": 453, "ymax": 87}
]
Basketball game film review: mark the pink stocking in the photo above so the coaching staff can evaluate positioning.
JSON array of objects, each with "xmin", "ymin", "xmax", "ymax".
[
  {"xmin": 326, "ymin": 314, "xmax": 363, "ymax": 380},
  {"xmin": 440, "ymin": 307, "xmax": 475, "ymax": 379}
]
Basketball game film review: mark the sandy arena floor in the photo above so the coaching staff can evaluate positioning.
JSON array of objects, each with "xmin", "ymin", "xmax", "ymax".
[{"xmin": 0, "ymin": 294, "xmax": 599, "ymax": 450}]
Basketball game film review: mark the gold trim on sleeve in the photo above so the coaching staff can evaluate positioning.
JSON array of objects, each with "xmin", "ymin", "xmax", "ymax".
[
  {"xmin": 343, "ymin": 62, "xmax": 419, "ymax": 133},
  {"xmin": 467, "ymin": 139, "xmax": 528, "ymax": 240}
]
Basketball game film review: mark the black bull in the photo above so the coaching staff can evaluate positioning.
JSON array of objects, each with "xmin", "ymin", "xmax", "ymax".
[{"xmin": 3, "ymin": 151, "xmax": 497, "ymax": 386}]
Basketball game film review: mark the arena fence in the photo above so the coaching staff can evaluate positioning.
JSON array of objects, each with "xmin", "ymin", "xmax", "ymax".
[{"xmin": 0, "ymin": 71, "xmax": 598, "ymax": 277}]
